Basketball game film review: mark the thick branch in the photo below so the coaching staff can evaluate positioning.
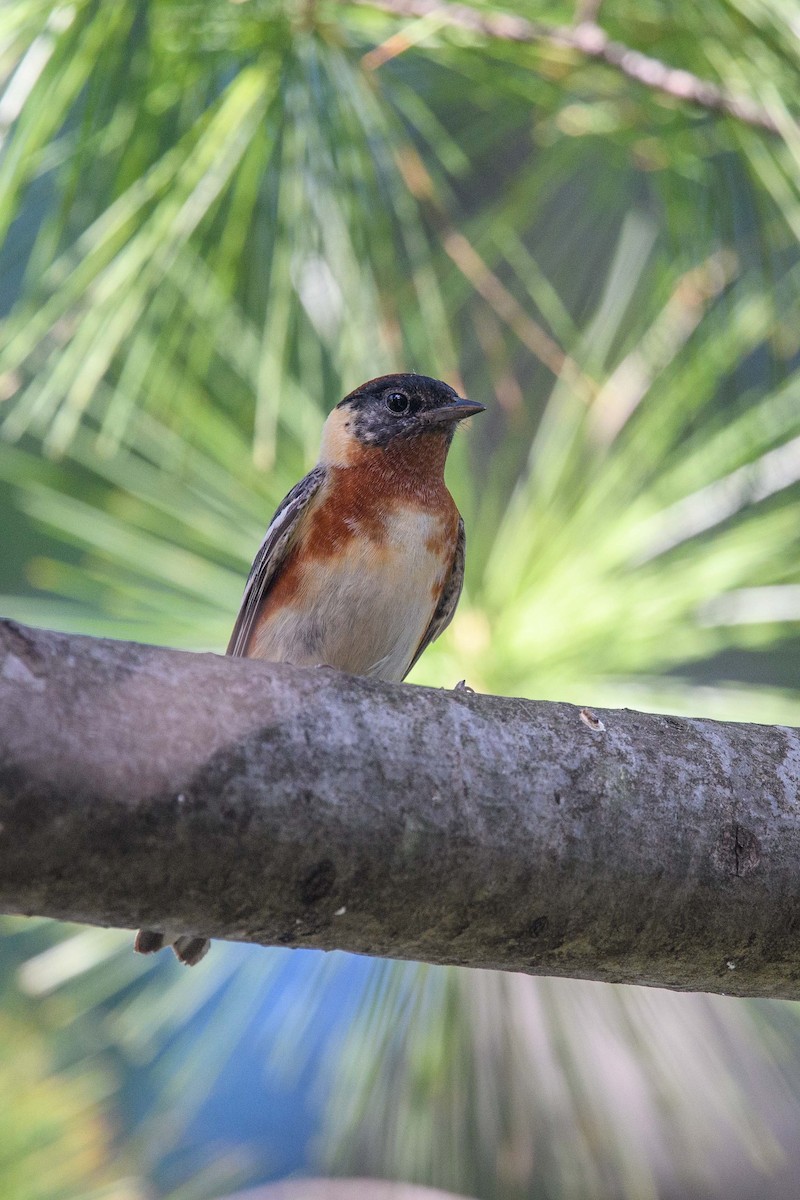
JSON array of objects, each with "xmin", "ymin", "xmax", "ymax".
[
  {"xmin": 2, "ymin": 619, "xmax": 800, "ymax": 998},
  {"xmin": 355, "ymin": 0, "xmax": 783, "ymax": 135}
]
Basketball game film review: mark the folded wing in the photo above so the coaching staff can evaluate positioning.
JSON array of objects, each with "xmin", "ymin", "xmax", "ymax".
[
  {"xmin": 403, "ymin": 516, "xmax": 465, "ymax": 679},
  {"xmin": 227, "ymin": 466, "xmax": 327, "ymax": 657}
]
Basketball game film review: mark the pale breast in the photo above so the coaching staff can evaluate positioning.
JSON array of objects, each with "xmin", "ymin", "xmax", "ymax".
[{"xmin": 249, "ymin": 502, "xmax": 457, "ymax": 681}]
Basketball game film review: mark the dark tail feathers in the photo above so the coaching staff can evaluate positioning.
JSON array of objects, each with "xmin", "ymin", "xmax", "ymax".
[{"xmin": 134, "ymin": 929, "xmax": 210, "ymax": 966}]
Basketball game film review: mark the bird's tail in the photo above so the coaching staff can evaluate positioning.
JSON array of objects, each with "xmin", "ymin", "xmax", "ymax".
[{"xmin": 134, "ymin": 928, "xmax": 210, "ymax": 966}]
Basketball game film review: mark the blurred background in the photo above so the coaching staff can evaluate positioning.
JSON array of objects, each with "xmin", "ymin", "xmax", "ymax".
[{"xmin": 3, "ymin": 0, "xmax": 800, "ymax": 1197}]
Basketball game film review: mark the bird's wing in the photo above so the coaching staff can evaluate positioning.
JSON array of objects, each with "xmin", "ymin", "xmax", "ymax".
[
  {"xmin": 403, "ymin": 516, "xmax": 466, "ymax": 679},
  {"xmin": 226, "ymin": 466, "xmax": 327, "ymax": 657}
]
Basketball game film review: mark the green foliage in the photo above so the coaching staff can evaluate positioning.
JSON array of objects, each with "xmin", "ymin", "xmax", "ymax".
[
  {"xmin": 322, "ymin": 965, "xmax": 794, "ymax": 1200},
  {"xmin": 0, "ymin": 923, "xmax": 146, "ymax": 1200},
  {"xmin": 3, "ymin": 1, "xmax": 800, "ymax": 1197}
]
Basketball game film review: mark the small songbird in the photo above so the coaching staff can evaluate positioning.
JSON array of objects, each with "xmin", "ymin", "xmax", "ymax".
[{"xmin": 134, "ymin": 373, "xmax": 485, "ymax": 965}]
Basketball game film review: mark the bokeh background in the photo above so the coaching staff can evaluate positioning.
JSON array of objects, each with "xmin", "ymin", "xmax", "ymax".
[{"xmin": 3, "ymin": 1, "xmax": 800, "ymax": 1197}]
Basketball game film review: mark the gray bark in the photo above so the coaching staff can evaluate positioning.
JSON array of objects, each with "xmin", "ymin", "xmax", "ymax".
[
  {"xmin": 1, "ymin": 617, "xmax": 799, "ymax": 998},
  {"xmin": 235, "ymin": 1183, "xmax": 475, "ymax": 1200}
]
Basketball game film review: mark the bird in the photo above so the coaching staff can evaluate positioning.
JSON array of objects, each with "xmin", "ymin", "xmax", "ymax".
[{"xmin": 134, "ymin": 372, "xmax": 485, "ymax": 965}]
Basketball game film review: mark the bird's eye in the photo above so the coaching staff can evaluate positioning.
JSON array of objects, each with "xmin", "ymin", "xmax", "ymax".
[{"xmin": 385, "ymin": 391, "xmax": 410, "ymax": 415}]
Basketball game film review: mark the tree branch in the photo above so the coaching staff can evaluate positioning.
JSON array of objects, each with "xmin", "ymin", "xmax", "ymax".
[
  {"xmin": 355, "ymin": 0, "xmax": 783, "ymax": 135},
  {"xmin": 2, "ymin": 618, "xmax": 800, "ymax": 998}
]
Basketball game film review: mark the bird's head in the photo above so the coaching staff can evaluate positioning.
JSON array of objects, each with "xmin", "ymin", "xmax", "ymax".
[{"xmin": 320, "ymin": 373, "xmax": 485, "ymax": 466}]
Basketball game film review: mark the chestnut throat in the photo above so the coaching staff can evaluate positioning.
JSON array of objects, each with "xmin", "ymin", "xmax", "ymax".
[{"xmin": 343, "ymin": 432, "xmax": 452, "ymax": 502}]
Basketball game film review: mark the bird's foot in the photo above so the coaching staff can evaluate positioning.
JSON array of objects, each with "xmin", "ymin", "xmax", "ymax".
[{"xmin": 453, "ymin": 679, "xmax": 475, "ymax": 693}]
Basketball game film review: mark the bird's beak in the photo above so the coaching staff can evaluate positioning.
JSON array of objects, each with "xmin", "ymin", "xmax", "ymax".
[{"xmin": 420, "ymin": 397, "xmax": 486, "ymax": 426}]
